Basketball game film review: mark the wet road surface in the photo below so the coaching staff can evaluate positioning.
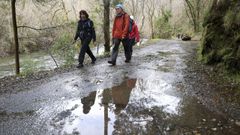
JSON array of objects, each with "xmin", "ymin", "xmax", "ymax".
[{"xmin": 0, "ymin": 40, "xmax": 240, "ymax": 135}]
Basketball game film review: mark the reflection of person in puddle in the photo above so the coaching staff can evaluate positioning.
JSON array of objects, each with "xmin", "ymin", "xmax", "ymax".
[
  {"xmin": 112, "ymin": 79, "xmax": 136, "ymax": 115},
  {"xmin": 81, "ymin": 91, "xmax": 97, "ymax": 114}
]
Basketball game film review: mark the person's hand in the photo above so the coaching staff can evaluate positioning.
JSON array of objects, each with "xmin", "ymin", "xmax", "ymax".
[
  {"xmin": 93, "ymin": 41, "xmax": 96, "ymax": 46},
  {"xmin": 111, "ymin": 38, "xmax": 115, "ymax": 46},
  {"xmin": 135, "ymin": 38, "xmax": 140, "ymax": 43}
]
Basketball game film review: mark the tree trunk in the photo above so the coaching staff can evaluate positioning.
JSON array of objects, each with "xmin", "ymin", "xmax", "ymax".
[
  {"xmin": 11, "ymin": 0, "xmax": 20, "ymax": 75},
  {"xmin": 103, "ymin": 0, "xmax": 110, "ymax": 53},
  {"xmin": 146, "ymin": 0, "xmax": 156, "ymax": 39},
  {"xmin": 139, "ymin": 0, "xmax": 146, "ymax": 33},
  {"xmin": 129, "ymin": 0, "xmax": 138, "ymax": 18},
  {"xmin": 195, "ymin": 0, "xmax": 201, "ymax": 32},
  {"xmin": 184, "ymin": 0, "xmax": 198, "ymax": 32},
  {"xmin": 150, "ymin": 18, "xmax": 154, "ymax": 38},
  {"xmin": 184, "ymin": 0, "xmax": 205, "ymax": 32}
]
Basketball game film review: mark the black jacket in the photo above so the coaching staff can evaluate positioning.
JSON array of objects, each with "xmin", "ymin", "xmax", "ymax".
[{"xmin": 74, "ymin": 19, "xmax": 96, "ymax": 41}]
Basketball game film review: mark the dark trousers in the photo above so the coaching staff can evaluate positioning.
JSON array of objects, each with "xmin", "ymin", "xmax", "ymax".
[
  {"xmin": 79, "ymin": 38, "xmax": 96, "ymax": 65},
  {"xmin": 111, "ymin": 38, "xmax": 131, "ymax": 63},
  {"xmin": 129, "ymin": 38, "xmax": 135, "ymax": 58}
]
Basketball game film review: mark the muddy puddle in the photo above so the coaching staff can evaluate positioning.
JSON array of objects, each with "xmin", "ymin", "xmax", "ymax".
[{"xmin": 45, "ymin": 78, "xmax": 240, "ymax": 135}]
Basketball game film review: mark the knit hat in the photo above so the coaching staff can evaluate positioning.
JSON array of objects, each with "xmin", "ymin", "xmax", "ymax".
[{"xmin": 115, "ymin": 4, "xmax": 123, "ymax": 9}]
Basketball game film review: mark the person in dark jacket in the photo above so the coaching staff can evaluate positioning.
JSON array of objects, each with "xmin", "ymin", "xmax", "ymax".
[{"xmin": 74, "ymin": 10, "xmax": 96, "ymax": 68}]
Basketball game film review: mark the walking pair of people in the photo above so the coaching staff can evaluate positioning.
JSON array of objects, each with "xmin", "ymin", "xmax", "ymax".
[
  {"xmin": 74, "ymin": 4, "xmax": 139, "ymax": 68},
  {"xmin": 108, "ymin": 4, "xmax": 140, "ymax": 66}
]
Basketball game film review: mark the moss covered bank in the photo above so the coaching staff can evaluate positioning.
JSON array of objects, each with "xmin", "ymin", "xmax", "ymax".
[{"xmin": 201, "ymin": 0, "xmax": 240, "ymax": 72}]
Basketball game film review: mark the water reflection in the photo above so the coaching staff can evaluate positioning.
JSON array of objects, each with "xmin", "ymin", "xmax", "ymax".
[
  {"xmin": 58, "ymin": 79, "xmax": 137, "ymax": 135},
  {"xmin": 53, "ymin": 77, "xmax": 240, "ymax": 135},
  {"xmin": 101, "ymin": 79, "xmax": 137, "ymax": 135},
  {"xmin": 81, "ymin": 91, "xmax": 96, "ymax": 114},
  {"xmin": 59, "ymin": 78, "xmax": 180, "ymax": 134},
  {"xmin": 103, "ymin": 79, "xmax": 136, "ymax": 115}
]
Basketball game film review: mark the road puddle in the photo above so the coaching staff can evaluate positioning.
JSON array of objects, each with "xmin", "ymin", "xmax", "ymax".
[{"xmin": 47, "ymin": 77, "xmax": 240, "ymax": 135}]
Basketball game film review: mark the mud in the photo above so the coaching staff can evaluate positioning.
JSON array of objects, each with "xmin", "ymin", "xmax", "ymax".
[{"xmin": 0, "ymin": 40, "xmax": 240, "ymax": 135}]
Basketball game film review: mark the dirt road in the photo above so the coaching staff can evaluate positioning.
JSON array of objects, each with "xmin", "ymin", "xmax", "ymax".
[{"xmin": 0, "ymin": 40, "xmax": 239, "ymax": 135}]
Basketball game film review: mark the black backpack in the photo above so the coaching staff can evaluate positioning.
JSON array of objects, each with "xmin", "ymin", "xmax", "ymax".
[
  {"xmin": 122, "ymin": 14, "xmax": 133, "ymax": 34},
  {"xmin": 129, "ymin": 19, "xmax": 133, "ymax": 33}
]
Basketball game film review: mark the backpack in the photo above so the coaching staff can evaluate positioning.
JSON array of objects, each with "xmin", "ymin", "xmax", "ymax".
[
  {"xmin": 79, "ymin": 19, "xmax": 93, "ymax": 39},
  {"xmin": 129, "ymin": 19, "xmax": 133, "ymax": 33},
  {"xmin": 122, "ymin": 14, "xmax": 133, "ymax": 34}
]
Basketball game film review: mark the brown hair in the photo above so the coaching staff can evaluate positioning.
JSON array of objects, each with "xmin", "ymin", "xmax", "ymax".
[{"xmin": 79, "ymin": 10, "xmax": 89, "ymax": 19}]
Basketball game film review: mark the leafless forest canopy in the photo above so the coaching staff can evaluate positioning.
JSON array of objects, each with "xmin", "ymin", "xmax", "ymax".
[{"xmin": 0, "ymin": 0, "xmax": 212, "ymax": 57}]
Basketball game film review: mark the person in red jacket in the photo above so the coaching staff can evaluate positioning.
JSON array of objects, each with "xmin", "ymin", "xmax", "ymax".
[
  {"xmin": 108, "ymin": 4, "xmax": 130, "ymax": 66},
  {"xmin": 128, "ymin": 16, "xmax": 140, "ymax": 60}
]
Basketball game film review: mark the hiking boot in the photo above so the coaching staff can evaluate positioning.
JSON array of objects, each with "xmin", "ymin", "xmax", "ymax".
[
  {"xmin": 76, "ymin": 64, "xmax": 84, "ymax": 68},
  {"xmin": 125, "ymin": 60, "xmax": 130, "ymax": 63},
  {"xmin": 91, "ymin": 58, "xmax": 96, "ymax": 64},
  {"xmin": 108, "ymin": 61, "xmax": 116, "ymax": 66}
]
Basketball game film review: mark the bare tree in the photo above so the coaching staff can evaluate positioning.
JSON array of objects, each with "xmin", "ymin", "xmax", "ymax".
[
  {"xmin": 9, "ymin": 0, "xmax": 65, "ymax": 75},
  {"xmin": 139, "ymin": 0, "xmax": 146, "ymax": 33},
  {"xmin": 103, "ymin": 0, "xmax": 111, "ymax": 53},
  {"xmin": 184, "ymin": 0, "xmax": 211, "ymax": 32},
  {"xmin": 184, "ymin": 0, "xmax": 198, "ymax": 32},
  {"xmin": 11, "ymin": 0, "xmax": 20, "ymax": 74},
  {"xmin": 146, "ymin": 0, "xmax": 157, "ymax": 38},
  {"xmin": 126, "ymin": 0, "xmax": 139, "ymax": 18}
]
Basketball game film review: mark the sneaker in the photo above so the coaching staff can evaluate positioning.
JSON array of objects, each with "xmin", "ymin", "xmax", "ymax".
[
  {"xmin": 108, "ymin": 61, "xmax": 116, "ymax": 65},
  {"xmin": 76, "ymin": 64, "xmax": 84, "ymax": 68}
]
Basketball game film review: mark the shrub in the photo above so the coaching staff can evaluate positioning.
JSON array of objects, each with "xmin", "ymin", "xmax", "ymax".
[
  {"xmin": 51, "ymin": 32, "xmax": 76, "ymax": 66},
  {"xmin": 21, "ymin": 58, "xmax": 39, "ymax": 76}
]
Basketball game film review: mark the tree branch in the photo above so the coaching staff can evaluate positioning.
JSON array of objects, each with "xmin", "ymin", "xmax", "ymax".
[{"xmin": 17, "ymin": 23, "xmax": 71, "ymax": 31}]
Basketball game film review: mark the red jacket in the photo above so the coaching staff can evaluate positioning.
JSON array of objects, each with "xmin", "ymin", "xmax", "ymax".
[
  {"xmin": 112, "ymin": 12, "xmax": 130, "ymax": 39},
  {"xmin": 129, "ymin": 21, "xmax": 140, "ymax": 42}
]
